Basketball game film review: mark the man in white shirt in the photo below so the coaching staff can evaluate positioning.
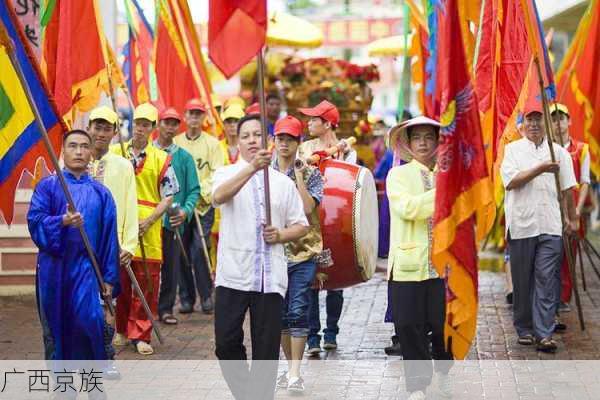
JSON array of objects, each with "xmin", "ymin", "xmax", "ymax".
[
  {"xmin": 501, "ymin": 102, "xmax": 577, "ymax": 353},
  {"xmin": 212, "ymin": 114, "xmax": 309, "ymax": 400}
]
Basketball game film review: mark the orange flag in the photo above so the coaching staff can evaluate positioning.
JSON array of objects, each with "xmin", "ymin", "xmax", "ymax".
[{"xmin": 555, "ymin": 0, "xmax": 600, "ymax": 176}]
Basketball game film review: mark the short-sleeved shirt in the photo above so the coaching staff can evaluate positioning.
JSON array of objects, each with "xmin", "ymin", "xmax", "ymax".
[
  {"xmin": 271, "ymin": 158, "xmax": 324, "ymax": 264},
  {"xmin": 212, "ymin": 159, "xmax": 309, "ymax": 297},
  {"xmin": 501, "ymin": 137, "xmax": 576, "ymax": 240},
  {"xmin": 127, "ymin": 144, "xmax": 180, "ymax": 199}
]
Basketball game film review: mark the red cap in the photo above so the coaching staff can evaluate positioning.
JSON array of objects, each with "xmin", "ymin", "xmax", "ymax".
[
  {"xmin": 274, "ymin": 116, "xmax": 303, "ymax": 138},
  {"xmin": 298, "ymin": 100, "xmax": 340, "ymax": 127},
  {"xmin": 185, "ymin": 98, "xmax": 206, "ymax": 112},
  {"xmin": 523, "ymin": 97, "xmax": 543, "ymax": 117},
  {"xmin": 245, "ymin": 102, "xmax": 260, "ymax": 115},
  {"xmin": 159, "ymin": 107, "xmax": 182, "ymax": 122}
]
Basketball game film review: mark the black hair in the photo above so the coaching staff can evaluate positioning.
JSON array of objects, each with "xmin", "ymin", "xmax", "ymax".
[
  {"xmin": 266, "ymin": 93, "xmax": 281, "ymax": 103},
  {"xmin": 63, "ymin": 129, "xmax": 92, "ymax": 144},
  {"xmin": 236, "ymin": 114, "xmax": 262, "ymax": 135}
]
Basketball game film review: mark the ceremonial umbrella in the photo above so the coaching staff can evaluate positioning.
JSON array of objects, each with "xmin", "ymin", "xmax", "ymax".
[
  {"xmin": 266, "ymin": 11, "xmax": 323, "ymax": 49},
  {"xmin": 366, "ymin": 35, "xmax": 411, "ymax": 57}
]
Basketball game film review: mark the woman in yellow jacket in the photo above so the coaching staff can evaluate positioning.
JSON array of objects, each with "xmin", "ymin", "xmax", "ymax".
[{"xmin": 387, "ymin": 116, "xmax": 452, "ymax": 400}]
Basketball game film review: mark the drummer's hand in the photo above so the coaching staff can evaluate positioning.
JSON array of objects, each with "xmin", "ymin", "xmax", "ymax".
[
  {"xmin": 263, "ymin": 225, "xmax": 281, "ymax": 244},
  {"xmin": 119, "ymin": 249, "xmax": 133, "ymax": 266},
  {"xmin": 251, "ymin": 149, "xmax": 272, "ymax": 171}
]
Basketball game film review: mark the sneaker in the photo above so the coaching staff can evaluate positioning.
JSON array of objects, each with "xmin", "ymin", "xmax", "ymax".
[
  {"xmin": 536, "ymin": 337, "xmax": 557, "ymax": 353},
  {"xmin": 287, "ymin": 377, "xmax": 305, "ymax": 393},
  {"xmin": 307, "ymin": 340, "xmax": 321, "ymax": 356},
  {"xmin": 276, "ymin": 372, "xmax": 288, "ymax": 389},
  {"xmin": 558, "ymin": 302, "xmax": 571, "ymax": 312},
  {"xmin": 201, "ymin": 297, "xmax": 214, "ymax": 314},
  {"xmin": 407, "ymin": 390, "xmax": 426, "ymax": 400},
  {"xmin": 436, "ymin": 371, "xmax": 452, "ymax": 397},
  {"xmin": 323, "ymin": 339, "xmax": 337, "ymax": 350},
  {"xmin": 384, "ymin": 342, "xmax": 402, "ymax": 356},
  {"xmin": 113, "ymin": 333, "xmax": 130, "ymax": 346}
]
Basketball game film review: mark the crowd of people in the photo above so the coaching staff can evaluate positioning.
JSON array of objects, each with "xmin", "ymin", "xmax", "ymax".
[{"xmin": 26, "ymin": 90, "xmax": 589, "ymax": 399}]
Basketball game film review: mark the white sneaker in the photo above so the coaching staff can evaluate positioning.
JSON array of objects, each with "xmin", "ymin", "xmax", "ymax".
[
  {"xmin": 407, "ymin": 390, "xmax": 426, "ymax": 400},
  {"xmin": 436, "ymin": 371, "xmax": 452, "ymax": 397}
]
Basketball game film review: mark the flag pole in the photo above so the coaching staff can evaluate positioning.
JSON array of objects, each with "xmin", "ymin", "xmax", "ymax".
[
  {"xmin": 533, "ymin": 57, "xmax": 585, "ymax": 331},
  {"xmin": 0, "ymin": 23, "xmax": 115, "ymax": 315},
  {"xmin": 256, "ymin": 47, "xmax": 272, "ymax": 225},
  {"xmin": 104, "ymin": 58, "xmax": 127, "ymax": 157}
]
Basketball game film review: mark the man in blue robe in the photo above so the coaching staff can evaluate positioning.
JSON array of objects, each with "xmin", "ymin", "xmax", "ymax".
[{"xmin": 28, "ymin": 130, "xmax": 120, "ymax": 360}]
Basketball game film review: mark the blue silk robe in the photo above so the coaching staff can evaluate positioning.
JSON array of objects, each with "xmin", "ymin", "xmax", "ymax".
[{"xmin": 27, "ymin": 171, "xmax": 120, "ymax": 360}]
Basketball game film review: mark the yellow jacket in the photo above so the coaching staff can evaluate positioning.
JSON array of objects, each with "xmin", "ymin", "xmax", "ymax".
[
  {"xmin": 90, "ymin": 152, "xmax": 139, "ymax": 255},
  {"xmin": 386, "ymin": 159, "xmax": 438, "ymax": 282},
  {"xmin": 174, "ymin": 132, "xmax": 224, "ymax": 215}
]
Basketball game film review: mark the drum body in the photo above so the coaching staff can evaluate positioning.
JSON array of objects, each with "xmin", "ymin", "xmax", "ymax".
[{"xmin": 315, "ymin": 159, "xmax": 379, "ymax": 290}]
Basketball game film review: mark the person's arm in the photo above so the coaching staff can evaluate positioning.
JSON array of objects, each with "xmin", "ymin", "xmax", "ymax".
[
  {"xmin": 501, "ymin": 144, "xmax": 559, "ymax": 190},
  {"xmin": 263, "ymin": 180, "xmax": 309, "ymax": 244},
  {"xmin": 387, "ymin": 167, "xmax": 435, "ymax": 221},
  {"xmin": 576, "ymin": 150, "xmax": 591, "ymax": 215},
  {"xmin": 120, "ymin": 164, "xmax": 139, "ymax": 264},
  {"xmin": 140, "ymin": 159, "xmax": 178, "ymax": 236},
  {"xmin": 213, "ymin": 149, "xmax": 271, "ymax": 206},
  {"xmin": 27, "ymin": 179, "xmax": 69, "ymax": 256},
  {"xmin": 558, "ymin": 148, "xmax": 578, "ymax": 232},
  {"xmin": 263, "ymin": 224, "xmax": 309, "ymax": 244},
  {"xmin": 182, "ymin": 155, "xmax": 201, "ymax": 222},
  {"xmin": 294, "ymin": 166, "xmax": 320, "ymax": 215}
]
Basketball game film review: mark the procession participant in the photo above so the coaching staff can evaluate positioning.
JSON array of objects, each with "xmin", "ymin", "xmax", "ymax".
[
  {"xmin": 551, "ymin": 103, "xmax": 590, "ymax": 314},
  {"xmin": 501, "ymin": 102, "xmax": 577, "ymax": 353},
  {"xmin": 112, "ymin": 102, "xmax": 179, "ymax": 355},
  {"xmin": 212, "ymin": 114, "xmax": 309, "ymax": 400},
  {"xmin": 272, "ymin": 116, "xmax": 323, "ymax": 393},
  {"xmin": 220, "ymin": 104, "xmax": 245, "ymax": 165},
  {"xmin": 154, "ymin": 108, "xmax": 200, "ymax": 325},
  {"xmin": 28, "ymin": 130, "xmax": 120, "ymax": 360},
  {"xmin": 174, "ymin": 98, "xmax": 224, "ymax": 314},
  {"xmin": 88, "ymin": 106, "xmax": 138, "ymax": 366},
  {"xmin": 298, "ymin": 100, "xmax": 356, "ymax": 354},
  {"xmin": 266, "ymin": 92, "xmax": 282, "ymax": 137},
  {"xmin": 386, "ymin": 117, "xmax": 452, "ymax": 400}
]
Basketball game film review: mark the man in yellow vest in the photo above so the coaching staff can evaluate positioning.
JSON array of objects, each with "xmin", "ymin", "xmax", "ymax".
[
  {"xmin": 112, "ymin": 103, "xmax": 180, "ymax": 355},
  {"xmin": 174, "ymin": 98, "xmax": 223, "ymax": 314},
  {"xmin": 87, "ymin": 106, "xmax": 138, "ymax": 369}
]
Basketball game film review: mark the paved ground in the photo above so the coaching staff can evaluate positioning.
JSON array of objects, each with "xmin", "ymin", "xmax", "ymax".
[{"xmin": 2, "ymin": 237, "xmax": 600, "ymax": 398}]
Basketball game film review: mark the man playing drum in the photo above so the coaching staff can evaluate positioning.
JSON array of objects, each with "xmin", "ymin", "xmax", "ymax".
[
  {"xmin": 298, "ymin": 100, "xmax": 357, "ymax": 354},
  {"xmin": 387, "ymin": 116, "xmax": 453, "ymax": 400},
  {"xmin": 272, "ymin": 116, "xmax": 324, "ymax": 392}
]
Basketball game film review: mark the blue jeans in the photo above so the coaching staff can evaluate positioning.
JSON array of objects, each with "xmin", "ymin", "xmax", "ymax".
[
  {"xmin": 282, "ymin": 260, "xmax": 317, "ymax": 337},
  {"xmin": 307, "ymin": 289, "xmax": 343, "ymax": 345}
]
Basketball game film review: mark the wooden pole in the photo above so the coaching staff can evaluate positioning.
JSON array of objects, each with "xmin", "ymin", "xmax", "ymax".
[
  {"xmin": 0, "ymin": 24, "xmax": 115, "ymax": 315},
  {"xmin": 533, "ymin": 57, "xmax": 584, "ymax": 330},
  {"xmin": 256, "ymin": 47, "xmax": 272, "ymax": 225}
]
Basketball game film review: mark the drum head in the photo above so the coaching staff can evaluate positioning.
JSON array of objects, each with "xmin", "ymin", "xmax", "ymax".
[{"xmin": 353, "ymin": 168, "xmax": 379, "ymax": 281}]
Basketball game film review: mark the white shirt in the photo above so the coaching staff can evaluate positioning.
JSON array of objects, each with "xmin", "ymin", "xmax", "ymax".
[
  {"xmin": 563, "ymin": 140, "xmax": 591, "ymax": 184},
  {"xmin": 501, "ymin": 137, "xmax": 577, "ymax": 240},
  {"xmin": 212, "ymin": 159, "xmax": 309, "ymax": 297}
]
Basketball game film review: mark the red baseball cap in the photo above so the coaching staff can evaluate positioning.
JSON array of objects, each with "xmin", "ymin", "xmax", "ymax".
[
  {"xmin": 185, "ymin": 98, "xmax": 207, "ymax": 112},
  {"xmin": 523, "ymin": 98, "xmax": 543, "ymax": 117},
  {"xmin": 159, "ymin": 107, "xmax": 181, "ymax": 122},
  {"xmin": 245, "ymin": 102, "xmax": 260, "ymax": 115},
  {"xmin": 274, "ymin": 116, "xmax": 303, "ymax": 138},
  {"xmin": 298, "ymin": 100, "xmax": 340, "ymax": 127}
]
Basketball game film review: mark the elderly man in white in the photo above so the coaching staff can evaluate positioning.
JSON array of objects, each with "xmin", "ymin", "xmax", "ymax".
[
  {"xmin": 211, "ymin": 113, "xmax": 309, "ymax": 400},
  {"xmin": 501, "ymin": 102, "xmax": 577, "ymax": 354}
]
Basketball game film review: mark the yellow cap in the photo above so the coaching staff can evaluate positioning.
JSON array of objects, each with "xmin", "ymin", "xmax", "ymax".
[
  {"xmin": 221, "ymin": 104, "xmax": 245, "ymax": 121},
  {"xmin": 211, "ymin": 94, "xmax": 223, "ymax": 109},
  {"xmin": 133, "ymin": 103, "xmax": 158, "ymax": 122},
  {"xmin": 89, "ymin": 106, "xmax": 118, "ymax": 125},
  {"xmin": 224, "ymin": 96, "xmax": 246, "ymax": 109},
  {"xmin": 551, "ymin": 102, "xmax": 569, "ymax": 116}
]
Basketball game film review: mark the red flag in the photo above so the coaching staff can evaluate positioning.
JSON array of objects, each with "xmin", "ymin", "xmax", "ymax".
[
  {"xmin": 433, "ymin": 0, "xmax": 494, "ymax": 360},
  {"xmin": 208, "ymin": 0, "xmax": 267, "ymax": 79},
  {"xmin": 41, "ymin": 0, "xmax": 110, "ymax": 125}
]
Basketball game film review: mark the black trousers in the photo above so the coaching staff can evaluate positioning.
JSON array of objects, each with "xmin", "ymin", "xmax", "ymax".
[
  {"xmin": 390, "ymin": 278, "xmax": 453, "ymax": 393},
  {"xmin": 158, "ymin": 227, "xmax": 182, "ymax": 316},
  {"xmin": 214, "ymin": 286, "xmax": 283, "ymax": 400}
]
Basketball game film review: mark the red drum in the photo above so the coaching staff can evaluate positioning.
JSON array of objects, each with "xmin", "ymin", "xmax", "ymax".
[{"xmin": 314, "ymin": 159, "xmax": 379, "ymax": 290}]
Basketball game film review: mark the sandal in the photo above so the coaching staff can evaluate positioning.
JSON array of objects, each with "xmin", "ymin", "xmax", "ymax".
[
  {"xmin": 136, "ymin": 341, "xmax": 154, "ymax": 355},
  {"xmin": 160, "ymin": 313, "xmax": 178, "ymax": 325},
  {"xmin": 537, "ymin": 337, "xmax": 557, "ymax": 353},
  {"xmin": 518, "ymin": 334, "xmax": 535, "ymax": 345}
]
